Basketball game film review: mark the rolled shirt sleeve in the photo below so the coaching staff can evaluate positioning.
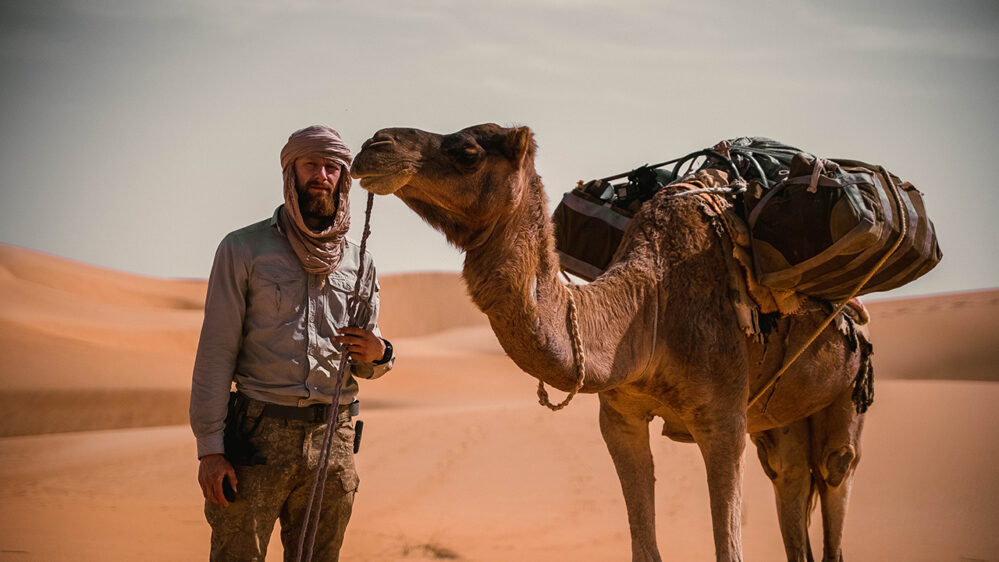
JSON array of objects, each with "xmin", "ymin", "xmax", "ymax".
[{"xmin": 189, "ymin": 234, "xmax": 249, "ymax": 459}]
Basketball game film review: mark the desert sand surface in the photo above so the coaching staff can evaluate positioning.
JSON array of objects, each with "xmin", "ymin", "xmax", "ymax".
[{"xmin": 1, "ymin": 243, "xmax": 997, "ymax": 561}]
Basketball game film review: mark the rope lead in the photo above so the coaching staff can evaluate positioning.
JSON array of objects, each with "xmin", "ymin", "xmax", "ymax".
[
  {"xmin": 537, "ymin": 282, "xmax": 587, "ymax": 411},
  {"xmin": 295, "ymin": 192, "xmax": 376, "ymax": 562}
]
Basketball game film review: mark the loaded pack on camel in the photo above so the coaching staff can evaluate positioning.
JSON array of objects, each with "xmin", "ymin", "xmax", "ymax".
[
  {"xmin": 554, "ymin": 137, "xmax": 941, "ymax": 300},
  {"xmin": 554, "ymin": 137, "xmax": 942, "ymax": 410}
]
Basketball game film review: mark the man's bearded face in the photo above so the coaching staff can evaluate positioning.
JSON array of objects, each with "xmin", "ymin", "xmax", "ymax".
[{"xmin": 294, "ymin": 156, "xmax": 342, "ymax": 218}]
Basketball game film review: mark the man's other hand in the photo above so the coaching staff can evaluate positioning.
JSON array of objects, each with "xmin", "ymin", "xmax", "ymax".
[
  {"xmin": 199, "ymin": 453, "xmax": 237, "ymax": 507},
  {"xmin": 333, "ymin": 328, "xmax": 386, "ymax": 363}
]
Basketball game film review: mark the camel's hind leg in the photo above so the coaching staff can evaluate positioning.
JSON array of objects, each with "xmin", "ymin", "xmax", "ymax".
[
  {"xmin": 752, "ymin": 419, "xmax": 816, "ymax": 562},
  {"xmin": 599, "ymin": 392, "xmax": 662, "ymax": 562},
  {"xmin": 809, "ymin": 390, "xmax": 864, "ymax": 562}
]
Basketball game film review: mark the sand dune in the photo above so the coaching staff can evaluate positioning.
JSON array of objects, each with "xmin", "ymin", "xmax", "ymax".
[
  {"xmin": 1, "ymin": 381, "xmax": 995, "ymax": 561},
  {"xmin": 865, "ymin": 289, "xmax": 999, "ymax": 381},
  {"xmin": 0, "ymin": 245, "xmax": 492, "ymax": 434},
  {"xmin": 1, "ymin": 244, "xmax": 997, "ymax": 560},
  {"xmin": 377, "ymin": 273, "xmax": 487, "ymax": 338}
]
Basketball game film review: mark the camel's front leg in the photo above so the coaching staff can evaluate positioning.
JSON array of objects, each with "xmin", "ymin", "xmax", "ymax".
[
  {"xmin": 690, "ymin": 410, "xmax": 748, "ymax": 562},
  {"xmin": 599, "ymin": 392, "xmax": 661, "ymax": 562}
]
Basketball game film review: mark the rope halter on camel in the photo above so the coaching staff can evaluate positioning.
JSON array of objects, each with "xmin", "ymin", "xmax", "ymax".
[{"xmin": 537, "ymin": 275, "xmax": 587, "ymax": 411}]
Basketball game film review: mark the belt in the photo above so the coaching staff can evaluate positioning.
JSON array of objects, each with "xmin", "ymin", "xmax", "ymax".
[{"xmin": 257, "ymin": 400, "xmax": 356, "ymax": 423}]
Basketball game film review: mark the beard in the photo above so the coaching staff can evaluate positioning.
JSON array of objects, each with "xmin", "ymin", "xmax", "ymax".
[{"xmin": 297, "ymin": 180, "xmax": 339, "ymax": 219}]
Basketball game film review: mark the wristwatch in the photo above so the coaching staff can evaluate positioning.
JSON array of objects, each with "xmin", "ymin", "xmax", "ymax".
[{"xmin": 373, "ymin": 338, "xmax": 393, "ymax": 365}]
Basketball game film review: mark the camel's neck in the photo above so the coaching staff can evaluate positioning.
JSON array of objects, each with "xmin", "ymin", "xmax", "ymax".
[{"xmin": 462, "ymin": 170, "xmax": 659, "ymax": 393}]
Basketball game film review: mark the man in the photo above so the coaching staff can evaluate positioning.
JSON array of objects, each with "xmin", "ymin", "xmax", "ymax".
[{"xmin": 190, "ymin": 125, "xmax": 394, "ymax": 561}]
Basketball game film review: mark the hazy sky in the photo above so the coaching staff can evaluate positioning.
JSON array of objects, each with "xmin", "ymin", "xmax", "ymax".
[{"xmin": 1, "ymin": 0, "xmax": 997, "ymax": 297}]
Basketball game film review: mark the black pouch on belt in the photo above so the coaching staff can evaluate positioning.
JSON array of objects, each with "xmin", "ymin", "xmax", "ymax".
[
  {"xmin": 223, "ymin": 391, "xmax": 268, "ymax": 466},
  {"xmin": 353, "ymin": 420, "xmax": 364, "ymax": 454}
]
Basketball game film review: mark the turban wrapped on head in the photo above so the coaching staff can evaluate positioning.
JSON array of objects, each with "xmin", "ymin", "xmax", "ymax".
[{"xmin": 278, "ymin": 125, "xmax": 353, "ymax": 276}]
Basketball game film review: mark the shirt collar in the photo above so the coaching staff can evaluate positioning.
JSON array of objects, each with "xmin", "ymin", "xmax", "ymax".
[{"xmin": 270, "ymin": 205, "xmax": 284, "ymax": 234}]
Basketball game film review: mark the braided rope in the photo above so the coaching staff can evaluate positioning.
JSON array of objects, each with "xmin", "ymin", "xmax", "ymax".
[
  {"xmin": 296, "ymin": 191, "xmax": 376, "ymax": 562},
  {"xmin": 537, "ymin": 283, "xmax": 587, "ymax": 411},
  {"xmin": 668, "ymin": 185, "xmax": 746, "ymax": 198}
]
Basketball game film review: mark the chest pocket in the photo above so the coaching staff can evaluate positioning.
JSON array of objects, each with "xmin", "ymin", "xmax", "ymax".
[
  {"xmin": 324, "ymin": 273, "xmax": 374, "ymax": 330},
  {"xmin": 255, "ymin": 264, "xmax": 305, "ymax": 319}
]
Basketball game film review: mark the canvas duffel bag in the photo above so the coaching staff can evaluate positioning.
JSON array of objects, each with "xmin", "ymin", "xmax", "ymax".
[
  {"xmin": 552, "ymin": 149, "xmax": 738, "ymax": 281},
  {"xmin": 552, "ymin": 180, "xmax": 635, "ymax": 281},
  {"xmin": 748, "ymin": 153, "xmax": 942, "ymax": 301}
]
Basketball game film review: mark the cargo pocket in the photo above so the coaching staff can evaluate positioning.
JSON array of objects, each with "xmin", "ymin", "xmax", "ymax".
[
  {"xmin": 338, "ymin": 466, "xmax": 360, "ymax": 494},
  {"xmin": 334, "ymin": 416, "xmax": 359, "ymax": 493}
]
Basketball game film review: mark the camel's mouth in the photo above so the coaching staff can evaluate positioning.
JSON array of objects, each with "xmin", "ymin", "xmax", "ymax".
[
  {"xmin": 354, "ymin": 172, "xmax": 412, "ymax": 195},
  {"xmin": 351, "ymin": 143, "xmax": 418, "ymax": 195}
]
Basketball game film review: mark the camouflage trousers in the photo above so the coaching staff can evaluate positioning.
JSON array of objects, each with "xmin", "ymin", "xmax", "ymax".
[{"xmin": 205, "ymin": 408, "xmax": 358, "ymax": 562}]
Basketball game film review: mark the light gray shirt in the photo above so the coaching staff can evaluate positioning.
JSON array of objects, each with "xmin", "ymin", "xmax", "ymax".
[{"xmin": 190, "ymin": 206, "xmax": 394, "ymax": 458}]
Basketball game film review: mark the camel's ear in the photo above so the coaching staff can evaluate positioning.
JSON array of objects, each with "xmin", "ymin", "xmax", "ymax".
[{"xmin": 503, "ymin": 127, "xmax": 534, "ymax": 162}]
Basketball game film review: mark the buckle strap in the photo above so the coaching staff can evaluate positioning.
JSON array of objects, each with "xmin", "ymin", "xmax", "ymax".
[
  {"xmin": 235, "ymin": 392, "xmax": 357, "ymax": 423},
  {"xmin": 262, "ymin": 402, "xmax": 354, "ymax": 423}
]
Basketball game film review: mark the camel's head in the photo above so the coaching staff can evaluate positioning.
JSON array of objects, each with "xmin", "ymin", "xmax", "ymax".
[{"xmin": 351, "ymin": 123, "xmax": 537, "ymax": 250}]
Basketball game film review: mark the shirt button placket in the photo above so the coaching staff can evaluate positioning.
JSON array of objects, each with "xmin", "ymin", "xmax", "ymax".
[{"xmin": 306, "ymin": 274, "xmax": 320, "ymax": 400}]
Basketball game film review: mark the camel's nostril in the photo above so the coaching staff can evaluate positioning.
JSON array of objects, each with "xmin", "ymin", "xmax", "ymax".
[
  {"xmin": 361, "ymin": 134, "xmax": 394, "ymax": 151},
  {"xmin": 366, "ymin": 140, "xmax": 393, "ymax": 150},
  {"xmin": 361, "ymin": 137, "xmax": 392, "ymax": 150}
]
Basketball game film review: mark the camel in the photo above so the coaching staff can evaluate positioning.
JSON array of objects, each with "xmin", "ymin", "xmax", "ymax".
[{"xmin": 351, "ymin": 123, "xmax": 869, "ymax": 562}]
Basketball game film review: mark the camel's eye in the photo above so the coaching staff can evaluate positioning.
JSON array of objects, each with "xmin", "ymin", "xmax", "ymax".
[
  {"xmin": 456, "ymin": 147, "xmax": 481, "ymax": 165},
  {"xmin": 443, "ymin": 136, "xmax": 484, "ymax": 171}
]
